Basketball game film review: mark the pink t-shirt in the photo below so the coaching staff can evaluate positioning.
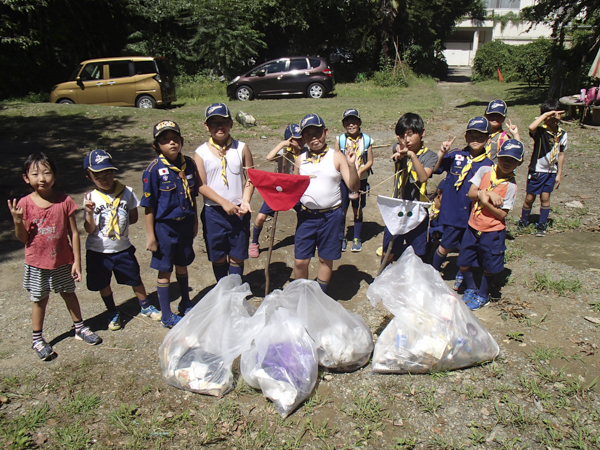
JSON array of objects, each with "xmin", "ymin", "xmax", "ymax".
[{"xmin": 18, "ymin": 192, "xmax": 78, "ymax": 269}]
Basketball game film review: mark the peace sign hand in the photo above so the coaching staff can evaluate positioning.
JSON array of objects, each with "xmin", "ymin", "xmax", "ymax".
[
  {"xmin": 84, "ymin": 193, "xmax": 95, "ymax": 214},
  {"xmin": 440, "ymin": 134, "xmax": 456, "ymax": 154},
  {"xmin": 7, "ymin": 199, "xmax": 23, "ymax": 223}
]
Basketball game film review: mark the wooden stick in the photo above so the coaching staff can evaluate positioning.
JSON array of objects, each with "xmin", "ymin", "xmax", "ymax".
[
  {"xmin": 264, "ymin": 213, "xmax": 279, "ymax": 296},
  {"xmin": 120, "ymin": 310, "xmax": 152, "ymax": 326},
  {"xmin": 98, "ymin": 347, "xmax": 133, "ymax": 352},
  {"xmin": 376, "ymin": 236, "xmax": 395, "ymax": 277}
]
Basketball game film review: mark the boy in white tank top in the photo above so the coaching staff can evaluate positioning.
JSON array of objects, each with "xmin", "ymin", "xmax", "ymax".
[
  {"xmin": 193, "ymin": 103, "xmax": 255, "ymax": 281},
  {"xmin": 293, "ymin": 114, "xmax": 359, "ymax": 292}
]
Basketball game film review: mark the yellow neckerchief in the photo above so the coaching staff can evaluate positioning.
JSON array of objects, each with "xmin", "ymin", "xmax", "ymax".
[
  {"xmin": 158, "ymin": 153, "xmax": 193, "ymax": 206},
  {"xmin": 455, "ymin": 151, "xmax": 487, "ymax": 190},
  {"xmin": 539, "ymin": 123, "xmax": 563, "ymax": 167},
  {"xmin": 210, "ymin": 136, "xmax": 233, "ymax": 187},
  {"xmin": 307, "ymin": 145, "xmax": 329, "ymax": 164},
  {"xmin": 473, "ymin": 165, "xmax": 514, "ymax": 216},
  {"xmin": 397, "ymin": 146, "xmax": 428, "ymax": 201},
  {"xmin": 429, "ymin": 202, "xmax": 440, "ymax": 220},
  {"xmin": 345, "ymin": 134, "xmax": 363, "ymax": 167},
  {"xmin": 94, "ymin": 181, "xmax": 125, "ymax": 239}
]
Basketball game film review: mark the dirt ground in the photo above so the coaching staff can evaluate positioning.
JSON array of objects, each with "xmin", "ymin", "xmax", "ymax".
[{"xmin": 1, "ymin": 80, "xmax": 600, "ymax": 449}]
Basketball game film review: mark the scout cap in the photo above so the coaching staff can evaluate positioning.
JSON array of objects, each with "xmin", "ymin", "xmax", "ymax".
[
  {"xmin": 485, "ymin": 99, "xmax": 507, "ymax": 117},
  {"xmin": 153, "ymin": 120, "xmax": 181, "ymax": 139},
  {"xmin": 83, "ymin": 149, "xmax": 117, "ymax": 172},
  {"xmin": 466, "ymin": 116, "xmax": 490, "ymax": 134},
  {"xmin": 300, "ymin": 114, "xmax": 326, "ymax": 132},
  {"xmin": 284, "ymin": 124, "xmax": 302, "ymax": 140},
  {"xmin": 205, "ymin": 102, "xmax": 232, "ymax": 121},
  {"xmin": 342, "ymin": 108, "xmax": 360, "ymax": 120},
  {"xmin": 497, "ymin": 139, "xmax": 525, "ymax": 162}
]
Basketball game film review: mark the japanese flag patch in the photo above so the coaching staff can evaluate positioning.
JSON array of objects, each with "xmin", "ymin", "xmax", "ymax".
[{"xmin": 158, "ymin": 168, "xmax": 169, "ymax": 176}]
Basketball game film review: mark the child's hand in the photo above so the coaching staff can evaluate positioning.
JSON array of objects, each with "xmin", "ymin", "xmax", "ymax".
[
  {"xmin": 71, "ymin": 265, "xmax": 82, "ymax": 282},
  {"xmin": 507, "ymin": 119, "xmax": 519, "ymax": 135},
  {"xmin": 84, "ymin": 193, "xmax": 95, "ymax": 214},
  {"xmin": 555, "ymin": 173, "xmax": 561, "ymax": 189},
  {"xmin": 223, "ymin": 201, "xmax": 240, "ymax": 216},
  {"xmin": 392, "ymin": 145, "xmax": 408, "ymax": 161},
  {"xmin": 7, "ymin": 199, "xmax": 23, "ymax": 223},
  {"xmin": 146, "ymin": 238, "xmax": 158, "ymax": 252},
  {"xmin": 237, "ymin": 200, "xmax": 252, "ymax": 217},
  {"xmin": 193, "ymin": 219, "xmax": 199, "ymax": 237},
  {"xmin": 440, "ymin": 134, "xmax": 456, "ymax": 154},
  {"xmin": 486, "ymin": 191, "xmax": 504, "ymax": 207}
]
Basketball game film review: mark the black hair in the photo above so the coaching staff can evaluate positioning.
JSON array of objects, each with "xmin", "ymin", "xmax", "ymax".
[
  {"xmin": 395, "ymin": 113, "xmax": 425, "ymax": 136},
  {"xmin": 22, "ymin": 152, "xmax": 57, "ymax": 177},
  {"xmin": 540, "ymin": 99, "xmax": 561, "ymax": 114}
]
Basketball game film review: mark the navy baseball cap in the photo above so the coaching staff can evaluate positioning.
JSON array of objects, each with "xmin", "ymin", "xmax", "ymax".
[
  {"xmin": 284, "ymin": 124, "xmax": 302, "ymax": 140},
  {"xmin": 342, "ymin": 108, "xmax": 360, "ymax": 120},
  {"xmin": 466, "ymin": 116, "xmax": 490, "ymax": 134},
  {"xmin": 153, "ymin": 120, "xmax": 181, "ymax": 139},
  {"xmin": 485, "ymin": 99, "xmax": 507, "ymax": 117},
  {"xmin": 497, "ymin": 139, "xmax": 525, "ymax": 162},
  {"xmin": 205, "ymin": 102, "xmax": 232, "ymax": 121},
  {"xmin": 83, "ymin": 150, "xmax": 117, "ymax": 172},
  {"xmin": 300, "ymin": 114, "xmax": 326, "ymax": 132}
]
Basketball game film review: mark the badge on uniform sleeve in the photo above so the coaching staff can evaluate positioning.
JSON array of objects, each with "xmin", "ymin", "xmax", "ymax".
[
  {"xmin": 158, "ymin": 168, "xmax": 169, "ymax": 176},
  {"xmin": 144, "ymin": 192, "xmax": 151, "ymax": 197},
  {"xmin": 455, "ymin": 155, "xmax": 465, "ymax": 161}
]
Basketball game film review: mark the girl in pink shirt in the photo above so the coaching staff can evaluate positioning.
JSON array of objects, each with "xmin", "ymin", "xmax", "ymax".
[{"xmin": 8, "ymin": 153, "xmax": 101, "ymax": 361}]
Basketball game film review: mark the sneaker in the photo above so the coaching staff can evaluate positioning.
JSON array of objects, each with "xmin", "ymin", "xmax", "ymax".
[
  {"xmin": 351, "ymin": 239, "xmax": 362, "ymax": 252},
  {"xmin": 462, "ymin": 288, "xmax": 478, "ymax": 303},
  {"xmin": 178, "ymin": 302, "xmax": 192, "ymax": 316},
  {"xmin": 32, "ymin": 338, "xmax": 54, "ymax": 361},
  {"xmin": 516, "ymin": 219, "xmax": 528, "ymax": 231},
  {"xmin": 453, "ymin": 272, "xmax": 464, "ymax": 291},
  {"xmin": 249, "ymin": 243, "xmax": 260, "ymax": 258},
  {"xmin": 341, "ymin": 240, "xmax": 347, "ymax": 252},
  {"xmin": 466, "ymin": 293, "xmax": 490, "ymax": 310},
  {"xmin": 74, "ymin": 326, "xmax": 102, "ymax": 345},
  {"xmin": 376, "ymin": 246, "xmax": 383, "ymax": 257},
  {"xmin": 140, "ymin": 305, "xmax": 161, "ymax": 321},
  {"xmin": 535, "ymin": 223, "xmax": 546, "ymax": 237},
  {"xmin": 108, "ymin": 311, "xmax": 122, "ymax": 331},
  {"xmin": 161, "ymin": 312, "xmax": 182, "ymax": 329}
]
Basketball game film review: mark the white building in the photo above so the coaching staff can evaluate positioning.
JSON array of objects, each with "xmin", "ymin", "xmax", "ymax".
[{"xmin": 443, "ymin": 0, "xmax": 553, "ymax": 67}]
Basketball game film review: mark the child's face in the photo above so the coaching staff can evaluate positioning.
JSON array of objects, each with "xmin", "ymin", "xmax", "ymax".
[
  {"xmin": 23, "ymin": 162, "xmax": 55, "ymax": 193},
  {"xmin": 302, "ymin": 126, "xmax": 328, "ymax": 152},
  {"xmin": 402, "ymin": 129, "xmax": 424, "ymax": 152},
  {"xmin": 465, "ymin": 130, "xmax": 489, "ymax": 154},
  {"xmin": 290, "ymin": 137, "xmax": 304, "ymax": 152},
  {"xmin": 485, "ymin": 113, "xmax": 505, "ymax": 131},
  {"xmin": 156, "ymin": 130, "xmax": 183, "ymax": 161},
  {"xmin": 342, "ymin": 117, "xmax": 361, "ymax": 136},
  {"xmin": 496, "ymin": 156, "xmax": 521, "ymax": 176},
  {"xmin": 544, "ymin": 111, "xmax": 562, "ymax": 127},
  {"xmin": 88, "ymin": 169, "xmax": 116, "ymax": 193},
  {"xmin": 205, "ymin": 117, "xmax": 233, "ymax": 141}
]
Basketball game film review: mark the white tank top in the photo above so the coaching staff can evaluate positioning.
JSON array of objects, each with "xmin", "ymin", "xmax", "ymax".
[
  {"xmin": 299, "ymin": 147, "xmax": 341, "ymax": 209},
  {"xmin": 195, "ymin": 139, "xmax": 246, "ymax": 206}
]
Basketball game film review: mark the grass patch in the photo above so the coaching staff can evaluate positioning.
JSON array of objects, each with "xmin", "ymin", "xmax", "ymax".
[
  {"xmin": 0, "ymin": 402, "xmax": 49, "ymax": 449},
  {"xmin": 528, "ymin": 272, "xmax": 583, "ymax": 295}
]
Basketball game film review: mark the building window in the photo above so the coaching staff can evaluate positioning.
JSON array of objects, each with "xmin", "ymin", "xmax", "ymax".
[{"xmin": 488, "ymin": 0, "xmax": 520, "ymax": 9}]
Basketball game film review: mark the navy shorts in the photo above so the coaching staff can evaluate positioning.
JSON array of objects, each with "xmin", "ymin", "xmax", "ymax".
[
  {"xmin": 295, "ymin": 206, "xmax": 344, "ymax": 260},
  {"xmin": 202, "ymin": 205, "xmax": 251, "ymax": 262},
  {"xmin": 258, "ymin": 201, "xmax": 275, "ymax": 217},
  {"xmin": 86, "ymin": 246, "xmax": 143, "ymax": 291},
  {"xmin": 456, "ymin": 226, "xmax": 505, "ymax": 274},
  {"xmin": 526, "ymin": 172, "xmax": 556, "ymax": 195},
  {"xmin": 440, "ymin": 225, "xmax": 466, "ymax": 251},
  {"xmin": 151, "ymin": 217, "xmax": 196, "ymax": 272},
  {"xmin": 341, "ymin": 179, "xmax": 368, "ymax": 211},
  {"xmin": 382, "ymin": 216, "xmax": 429, "ymax": 257}
]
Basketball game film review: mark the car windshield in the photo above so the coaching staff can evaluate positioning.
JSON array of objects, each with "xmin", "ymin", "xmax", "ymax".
[{"xmin": 69, "ymin": 65, "xmax": 82, "ymax": 81}]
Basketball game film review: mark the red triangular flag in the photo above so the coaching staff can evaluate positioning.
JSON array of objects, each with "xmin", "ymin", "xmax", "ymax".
[{"xmin": 248, "ymin": 168, "xmax": 310, "ymax": 212}]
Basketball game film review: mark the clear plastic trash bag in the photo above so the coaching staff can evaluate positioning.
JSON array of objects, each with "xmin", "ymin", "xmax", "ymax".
[
  {"xmin": 240, "ymin": 307, "xmax": 318, "ymax": 417},
  {"xmin": 263, "ymin": 279, "xmax": 373, "ymax": 372},
  {"xmin": 159, "ymin": 275, "xmax": 263, "ymax": 396},
  {"xmin": 366, "ymin": 247, "xmax": 500, "ymax": 373}
]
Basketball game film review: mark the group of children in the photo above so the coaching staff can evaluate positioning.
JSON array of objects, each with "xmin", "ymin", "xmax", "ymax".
[{"xmin": 8, "ymin": 98, "xmax": 566, "ymax": 361}]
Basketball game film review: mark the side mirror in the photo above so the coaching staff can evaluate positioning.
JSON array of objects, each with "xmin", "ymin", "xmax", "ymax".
[
  {"xmin": 76, "ymin": 77, "xmax": 84, "ymax": 88},
  {"xmin": 257, "ymin": 70, "xmax": 266, "ymax": 77}
]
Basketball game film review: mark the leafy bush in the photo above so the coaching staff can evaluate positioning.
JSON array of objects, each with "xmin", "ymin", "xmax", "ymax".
[
  {"xmin": 512, "ymin": 38, "xmax": 553, "ymax": 86},
  {"xmin": 404, "ymin": 43, "xmax": 449, "ymax": 79},
  {"xmin": 175, "ymin": 72, "xmax": 226, "ymax": 100},
  {"xmin": 371, "ymin": 57, "xmax": 410, "ymax": 87},
  {"xmin": 472, "ymin": 40, "xmax": 516, "ymax": 82}
]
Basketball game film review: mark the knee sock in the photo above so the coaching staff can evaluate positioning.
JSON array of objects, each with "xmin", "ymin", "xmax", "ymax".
[
  {"xmin": 101, "ymin": 293, "xmax": 117, "ymax": 312},
  {"xmin": 432, "ymin": 248, "xmax": 446, "ymax": 271},
  {"xmin": 539, "ymin": 206, "xmax": 550, "ymax": 225},
  {"xmin": 461, "ymin": 269, "xmax": 476, "ymax": 290},
  {"xmin": 176, "ymin": 274, "xmax": 191, "ymax": 308},
  {"xmin": 212, "ymin": 261, "xmax": 228, "ymax": 281},
  {"xmin": 138, "ymin": 297, "xmax": 150, "ymax": 309},
  {"xmin": 317, "ymin": 277, "xmax": 329, "ymax": 292},
  {"xmin": 353, "ymin": 216, "xmax": 363, "ymax": 241},
  {"xmin": 32, "ymin": 330, "xmax": 43, "ymax": 345},
  {"xmin": 252, "ymin": 225, "xmax": 263, "ymax": 245},
  {"xmin": 520, "ymin": 207, "xmax": 531, "ymax": 223},
  {"xmin": 73, "ymin": 320, "xmax": 84, "ymax": 333},
  {"xmin": 157, "ymin": 281, "xmax": 171, "ymax": 322},
  {"xmin": 229, "ymin": 261, "xmax": 244, "ymax": 276},
  {"xmin": 478, "ymin": 273, "xmax": 495, "ymax": 298}
]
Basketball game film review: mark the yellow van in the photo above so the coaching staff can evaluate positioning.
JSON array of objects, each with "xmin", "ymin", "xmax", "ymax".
[{"xmin": 49, "ymin": 56, "xmax": 176, "ymax": 108}]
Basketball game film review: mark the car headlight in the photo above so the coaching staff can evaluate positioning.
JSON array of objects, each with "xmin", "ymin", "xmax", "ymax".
[{"xmin": 228, "ymin": 76, "xmax": 240, "ymax": 85}]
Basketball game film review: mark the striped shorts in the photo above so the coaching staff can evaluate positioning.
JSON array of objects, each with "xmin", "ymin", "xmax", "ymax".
[{"xmin": 23, "ymin": 263, "xmax": 76, "ymax": 301}]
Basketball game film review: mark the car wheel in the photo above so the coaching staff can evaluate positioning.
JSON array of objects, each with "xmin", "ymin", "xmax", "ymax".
[
  {"xmin": 136, "ymin": 95, "xmax": 156, "ymax": 109},
  {"xmin": 58, "ymin": 99, "xmax": 75, "ymax": 104},
  {"xmin": 307, "ymin": 83, "xmax": 325, "ymax": 99},
  {"xmin": 236, "ymin": 86, "xmax": 253, "ymax": 101}
]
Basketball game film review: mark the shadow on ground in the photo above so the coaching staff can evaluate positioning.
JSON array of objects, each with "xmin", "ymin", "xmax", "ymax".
[{"xmin": 456, "ymin": 85, "xmax": 549, "ymax": 108}]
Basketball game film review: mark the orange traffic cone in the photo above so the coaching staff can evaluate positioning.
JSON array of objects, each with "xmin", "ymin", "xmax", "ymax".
[{"xmin": 497, "ymin": 68, "xmax": 504, "ymax": 82}]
